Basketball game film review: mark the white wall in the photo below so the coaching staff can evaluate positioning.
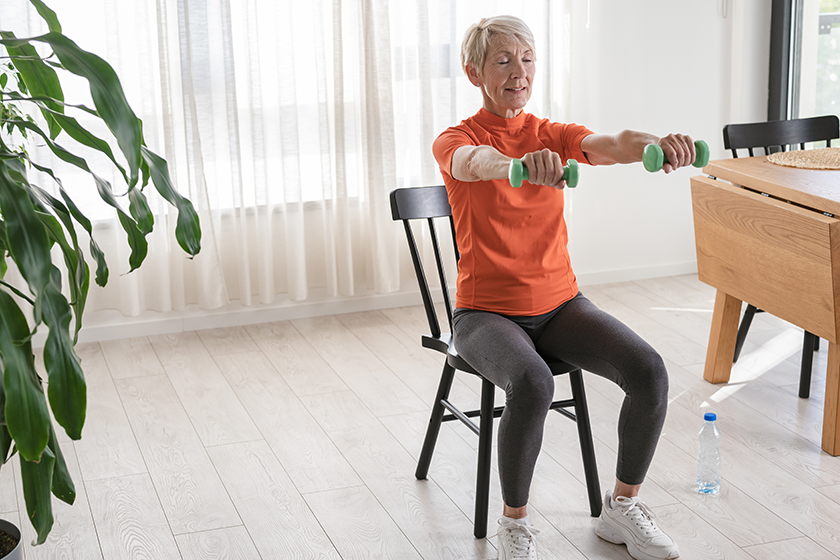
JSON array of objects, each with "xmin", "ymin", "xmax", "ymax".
[{"xmin": 563, "ymin": 0, "xmax": 771, "ymax": 285}]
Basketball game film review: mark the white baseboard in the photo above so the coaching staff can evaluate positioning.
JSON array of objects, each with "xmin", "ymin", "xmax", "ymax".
[
  {"xmin": 32, "ymin": 288, "xmax": 429, "ymax": 348},
  {"xmin": 31, "ymin": 261, "xmax": 698, "ymax": 347}
]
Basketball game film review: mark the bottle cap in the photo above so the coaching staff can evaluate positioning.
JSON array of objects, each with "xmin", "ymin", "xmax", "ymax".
[{"xmin": 704, "ymin": 412, "xmax": 717, "ymax": 421}]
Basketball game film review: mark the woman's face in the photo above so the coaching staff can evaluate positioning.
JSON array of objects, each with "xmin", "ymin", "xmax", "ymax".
[{"xmin": 470, "ymin": 35, "xmax": 535, "ymax": 119}]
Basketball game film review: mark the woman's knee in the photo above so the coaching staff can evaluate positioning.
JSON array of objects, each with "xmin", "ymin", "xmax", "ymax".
[
  {"xmin": 633, "ymin": 348, "xmax": 669, "ymax": 407},
  {"xmin": 506, "ymin": 361, "xmax": 555, "ymax": 410}
]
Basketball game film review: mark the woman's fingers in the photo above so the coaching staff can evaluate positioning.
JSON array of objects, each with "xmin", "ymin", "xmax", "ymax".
[
  {"xmin": 523, "ymin": 149, "xmax": 566, "ymax": 189},
  {"xmin": 660, "ymin": 133, "xmax": 695, "ymax": 172}
]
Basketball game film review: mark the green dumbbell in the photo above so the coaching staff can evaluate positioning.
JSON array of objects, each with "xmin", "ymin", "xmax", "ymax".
[
  {"xmin": 642, "ymin": 139, "xmax": 709, "ymax": 172},
  {"xmin": 508, "ymin": 158, "xmax": 580, "ymax": 188}
]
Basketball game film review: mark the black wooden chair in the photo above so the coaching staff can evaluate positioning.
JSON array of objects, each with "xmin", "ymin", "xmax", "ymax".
[
  {"xmin": 723, "ymin": 115, "xmax": 840, "ymax": 398},
  {"xmin": 390, "ymin": 185, "xmax": 601, "ymax": 539}
]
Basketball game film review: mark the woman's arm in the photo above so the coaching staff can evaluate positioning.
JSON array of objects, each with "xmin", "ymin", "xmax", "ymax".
[
  {"xmin": 581, "ymin": 130, "xmax": 696, "ymax": 173},
  {"xmin": 451, "ymin": 145, "xmax": 511, "ymax": 182},
  {"xmin": 451, "ymin": 145, "xmax": 571, "ymax": 189}
]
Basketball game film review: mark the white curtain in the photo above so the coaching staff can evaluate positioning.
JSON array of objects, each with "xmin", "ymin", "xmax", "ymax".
[{"xmin": 1, "ymin": 0, "xmax": 571, "ymax": 316}]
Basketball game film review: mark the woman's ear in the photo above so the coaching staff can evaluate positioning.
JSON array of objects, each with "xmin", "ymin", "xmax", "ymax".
[{"xmin": 466, "ymin": 64, "xmax": 482, "ymax": 87}]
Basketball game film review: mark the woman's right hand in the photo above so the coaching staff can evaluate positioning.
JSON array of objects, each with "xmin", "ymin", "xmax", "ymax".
[{"xmin": 521, "ymin": 148, "xmax": 568, "ymax": 189}]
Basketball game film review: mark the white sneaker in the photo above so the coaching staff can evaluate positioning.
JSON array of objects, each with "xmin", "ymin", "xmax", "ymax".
[
  {"xmin": 495, "ymin": 516, "xmax": 540, "ymax": 560},
  {"xmin": 595, "ymin": 492, "xmax": 679, "ymax": 560}
]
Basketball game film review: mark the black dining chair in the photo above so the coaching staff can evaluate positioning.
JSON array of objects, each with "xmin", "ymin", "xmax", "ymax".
[
  {"xmin": 723, "ymin": 115, "xmax": 840, "ymax": 398},
  {"xmin": 389, "ymin": 185, "xmax": 602, "ymax": 539}
]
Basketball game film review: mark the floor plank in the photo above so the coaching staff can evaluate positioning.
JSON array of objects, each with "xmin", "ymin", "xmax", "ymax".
[
  {"xmin": 99, "ymin": 337, "xmax": 166, "ymax": 379},
  {"xmin": 214, "ymin": 351, "xmax": 362, "ymax": 494},
  {"xmin": 292, "ymin": 315, "xmax": 429, "ymax": 417},
  {"xmin": 148, "ymin": 332, "xmax": 262, "ymax": 447},
  {"xmin": 114, "ymin": 375, "xmax": 241, "ymax": 534},
  {"xmin": 304, "ymin": 486, "xmax": 423, "ymax": 560},
  {"xmin": 206, "ymin": 441, "xmax": 340, "ymax": 560},
  {"xmin": 175, "ymin": 527, "xmax": 261, "ymax": 560},
  {"xmin": 245, "ymin": 320, "xmax": 349, "ymax": 397},
  {"xmin": 743, "ymin": 536, "xmax": 839, "ymax": 560},
  {"xmin": 72, "ymin": 343, "xmax": 147, "ymax": 481},
  {"xmin": 86, "ymin": 474, "xmax": 182, "ymax": 560}
]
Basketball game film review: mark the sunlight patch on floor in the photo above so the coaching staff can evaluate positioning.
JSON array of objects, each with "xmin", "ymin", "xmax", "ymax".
[{"xmin": 705, "ymin": 327, "xmax": 802, "ymax": 403}]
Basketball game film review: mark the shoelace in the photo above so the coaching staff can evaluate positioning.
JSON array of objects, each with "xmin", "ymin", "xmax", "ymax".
[
  {"xmin": 618, "ymin": 499, "xmax": 663, "ymax": 537},
  {"xmin": 495, "ymin": 521, "xmax": 540, "ymax": 559}
]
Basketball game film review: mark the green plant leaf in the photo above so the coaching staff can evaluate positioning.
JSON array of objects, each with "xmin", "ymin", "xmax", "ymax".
[
  {"xmin": 42, "ymin": 276, "xmax": 86, "ymax": 440},
  {"xmin": 29, "ymin": 0, "xmax": 62, "ymax": 34},
  {"xmin": 33, "ymin": 207, "xmax": 88, "ymax": 340},
  {"xmin": 0, "ymin": 218, "xmax": 7, "ymax": 279},
  {"xmin": 57, "ymin": 187, "xmax": 108, "ymax": 286},
  {"xmin": 47, "ymin": 425, "xmax": 75, "ymax": 505},
  {"xmin": 0, "ymin": 424, "xmax": 12, "ymax": 468},
  {"xmin": 11, "ymin": 31, "xmax": 143, "ymax": 187},
  {"xmin": 19, "ymin": 446, "xmax": 55, "ymax": 545},
  {"xmin": 5, "ymin": 118, "xmax": 91, "ymax": 171},
  {"xmin": 33, "ymin": 102, "xmax": 129, "ymax": 184},
  {"xmin": 1, "ymin": 90, "xmax": 98, "ymax": 118},
  {"xmin": 0, "ymin": 73, "xmax": 8, "ymax": 89},
  {"xmin": 29, "ymin": 183, "xmax": 90, "ymax": 324},
  {"xmin": 6, "ymin": 121, "xmax": 148, "ymax": 272},
  {"xmin": 19, "ymin": 157, "xmax": 107, "ymax": 289},
  {"xmin": 0, "ymin": 33, "xmax": 64, "ymax": 139},
  {"xmin": 142, "ymin": 147, "xmax": 201, "ymax": 256},
  {"xmin": 129, "ymin": 187, "xmax": 154, "ymax": 235},
  {"xmin": 0, "ymin": 289, "xmax": 50, "ymax": 463},
  {"xmin": 94, "ymin": 176, "xmax": 148, "ymax": 271},
  {"xmin": 0, "ymin": 159, "xmax": 52, "ymax": 298},
  {"xmin": 0, "ymin": 279, "xmax": 34, "ymax": 305}
]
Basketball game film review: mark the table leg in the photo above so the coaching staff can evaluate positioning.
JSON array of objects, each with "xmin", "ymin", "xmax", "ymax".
[
  {"xmin": 823, "ymin": 342, "xmax": 840, "ymax": 456},
  {"xmin": 703, "ymin": 289, "xmax": 742, "ymax": 384}
]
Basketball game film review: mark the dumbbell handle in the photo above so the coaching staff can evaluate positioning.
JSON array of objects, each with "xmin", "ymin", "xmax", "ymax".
[
  {"xmin": 642, "ymin": 140, "xmax": 710, "ymax": 172},
  {"xmin": 509, "ymin": 158, "xmax": 580, "ymax": 188}
]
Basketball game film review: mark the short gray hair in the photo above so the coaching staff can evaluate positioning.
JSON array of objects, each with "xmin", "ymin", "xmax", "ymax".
[{"xmin": 460, "ymin": 15, "xmax": 537, "ymax": 75}]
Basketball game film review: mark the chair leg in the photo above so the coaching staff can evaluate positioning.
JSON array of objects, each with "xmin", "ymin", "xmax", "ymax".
[
  {"xmin": 800, "ymin": 331, "xmax": 817, "ymax": 399},
  {"xmin": 415, "ymin": 362, "xmax": 456, "ymax": 480},
  {"xmin": 568, "ymin": 369, "xmax": 602, "ymax": 518},
  {"xmin": 474, "ymin": 378, "xmax": 495, "ymax": 539},
  {"xmin": 733, "ymin": 304, "xmax": 758, "ymax": 363}
]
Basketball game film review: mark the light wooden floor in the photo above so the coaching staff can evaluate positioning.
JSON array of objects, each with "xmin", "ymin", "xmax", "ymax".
[{"xmin": 3, "ymin": 274, "xmax": 840, "ymax": 559}]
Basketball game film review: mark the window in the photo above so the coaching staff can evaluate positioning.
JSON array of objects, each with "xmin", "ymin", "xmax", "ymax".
[{"xmin": 770, "ymin": 0, "xmax": 840, "ymax": 122}]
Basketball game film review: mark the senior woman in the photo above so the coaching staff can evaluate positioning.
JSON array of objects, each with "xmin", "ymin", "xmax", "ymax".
[{"xmin": 432, "ymin": 15, "xmax": 690, "ymax": 560}]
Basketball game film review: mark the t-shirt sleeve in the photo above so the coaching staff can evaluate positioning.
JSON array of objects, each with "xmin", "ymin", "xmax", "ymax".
[
  {"xmin": 540, "ymin": 121, "xmax": 596, "ymax": 166},
  {"xmin": 432, "ymin": 127, "xmax": 476, "ymax": 178}
]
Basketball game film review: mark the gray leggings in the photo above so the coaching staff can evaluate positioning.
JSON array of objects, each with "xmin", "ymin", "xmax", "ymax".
[{"xmin": 452, "ymin": 292, "xmax": 668, "ymax": 508}]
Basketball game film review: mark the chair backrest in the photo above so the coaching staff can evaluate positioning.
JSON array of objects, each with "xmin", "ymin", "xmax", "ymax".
[
  {"xmin": 723, "ymin": 115, "xmax": 840, "ymax": 158},
  {"xmin": 390, "ymin": 186, "xmax": 458, "ymax": 340}
]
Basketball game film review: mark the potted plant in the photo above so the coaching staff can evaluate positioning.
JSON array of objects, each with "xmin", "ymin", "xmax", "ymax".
[{"xmin": 0, "ymin": 0, "xmax": 201, "ymax": 552}]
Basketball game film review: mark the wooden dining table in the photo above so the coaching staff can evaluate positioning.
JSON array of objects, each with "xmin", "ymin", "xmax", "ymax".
[{"xmin": 691, "ymin": 155, "xmax": 840, "ymax": 455}]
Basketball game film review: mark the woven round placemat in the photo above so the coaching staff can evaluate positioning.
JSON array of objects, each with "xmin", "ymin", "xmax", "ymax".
[{"xmin": 767, "ymin": 147, "xmax": 840, "ymax": 170}]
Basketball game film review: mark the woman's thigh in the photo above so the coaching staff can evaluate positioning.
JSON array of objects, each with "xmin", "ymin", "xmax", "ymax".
[
  {"xmin": 453, "ymin": 309, "xmax": 554, "ymax": 397},
  {"xmin": 534, "ymin": 294, "xmax": 666, "ymax": 393}
]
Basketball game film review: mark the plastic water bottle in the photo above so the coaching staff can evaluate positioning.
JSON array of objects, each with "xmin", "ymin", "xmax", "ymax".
[{"xmin": 696, "ymin": 412, "xmax": 721, "ymax": 494}]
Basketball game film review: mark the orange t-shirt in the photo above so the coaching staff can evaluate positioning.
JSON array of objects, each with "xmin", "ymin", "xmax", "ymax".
[{"xmin": 432, "ymin": 108, "xmax": 594, "ymax": 315}]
